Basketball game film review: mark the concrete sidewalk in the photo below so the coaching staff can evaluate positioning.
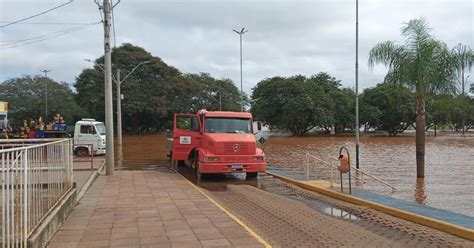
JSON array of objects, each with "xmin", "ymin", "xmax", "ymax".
[{"xmin": 47, "ymin": 169, "xmax": 263, "ymax": 248}]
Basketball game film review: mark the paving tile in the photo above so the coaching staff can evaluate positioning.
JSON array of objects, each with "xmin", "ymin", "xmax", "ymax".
[
  {"xmin": 48, "ymin": 170, "xmax": 261, "ymax": 248},
  {"xmin": 140, "ymin": 236, "xmax": 170, "ymax": 245},
  {"xmin": 200, "ymin": 239, "xmax": 232, "ymax": 247},
  {"xmin": 50, "ymin": 230, "xmax": 84, "ymax": 243},
  {"xmin": 47, "ymin": 241, "xmax": 79, "ymax": 248},
  {"xmin": 109, "ymin": 238, "xmax": 140, "ymax": 246},
  {"xmin": 77, "ymin": 240, "xmax": 109, "ymax": 247},
  {"xmin": 228, "ymin": 237, "xmax": 262, "ymax": 246}
]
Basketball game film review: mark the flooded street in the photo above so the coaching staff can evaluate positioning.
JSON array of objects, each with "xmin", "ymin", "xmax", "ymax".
[
  {"xmin": 116, "ymin": 132, "xmax": 474, "ymax": 217},
  {"xmin": 265, "ymin": 133, "xmax": 474, "ymax": 217}
]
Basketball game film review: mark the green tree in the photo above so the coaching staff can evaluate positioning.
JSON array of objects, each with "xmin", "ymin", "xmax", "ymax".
[
  {"xmin": 75, "ymin": 43, "xmax": 243, "ymax": 132},
  {"xmin": 451, "ymin": 43, "xmax": 473, "ymax": 134},
  {"xmin": 451, "ymin": 43, "xmax": 473, "ymax": 94},
  {"xmin": 425, "ymin": 94, "xmax": 453, "ymax": 136},
  {"xmin": 183, "ymin": 73, "xmax": 243, "ymax": 112},
  {"xmin": 76, "ymin": 44, "xmax": 186, "ymax": 132},
  {"xmin": 368, "ymin": 18, "xmax": 455, "ymax": 178},
  {"xmin": 251, "ymin": 74, "xmax": 332, "ymax": 136},
  {"xmin": 360, "ymin": 83, "xmax": 415, "ymax": 136},
  {"xmin": 306, "ymin": 73, "xmax": 354, "ymax": 133},
  {"xmin": 0, "ymin": 75, "xmax": 86, "ymax": 127},
  {"xmin": 450, "ymin": 95, "xmax": 474, "ymax": 132}
]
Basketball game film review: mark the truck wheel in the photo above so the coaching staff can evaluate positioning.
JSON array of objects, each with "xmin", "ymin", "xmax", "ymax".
[
  {"xmin": 194, "ymin": 156, "xmax": 202, "ymax": 181},
  {"xmin": 246, "ymin": 172, "xmax": 258, "ymax": 179},
  {"xmin": 75, "ymin": 147, "xmax": 89, "ymax": 157}
]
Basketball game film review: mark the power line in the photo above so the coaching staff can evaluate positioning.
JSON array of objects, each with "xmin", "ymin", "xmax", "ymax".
[
  {"xmin": 0, "ymin": 0, "xmax": 74, "ymax": 28},
  {"xmin": 0, "ymin": 22, "xmax": 101, "ymax": 50},
  {"xmin": 0, "ymin": 21, "xmax": 99, "ymax": 25},
  {"xmin": 0, "ymin": 22, "xmax": 101, "ymax": 44}
]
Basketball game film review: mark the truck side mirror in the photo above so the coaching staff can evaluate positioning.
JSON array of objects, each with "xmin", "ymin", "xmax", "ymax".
[{"xmin": 257, "ymin": 121, "xmax": 262, "ymax": 131}]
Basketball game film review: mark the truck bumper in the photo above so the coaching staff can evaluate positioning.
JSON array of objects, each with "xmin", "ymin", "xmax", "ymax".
[
  {"xmin": 198, "ymin": 161, "xmax": 266, "ymax": 174},
  {"xmin": 96, "ymin": 148, "xmax": 106, "ymax": 155}
]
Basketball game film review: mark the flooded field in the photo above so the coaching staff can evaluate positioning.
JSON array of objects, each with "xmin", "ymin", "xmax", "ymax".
[{"xmin": 116, "ymin": 132, "xmax": 474, "ymax": 217}]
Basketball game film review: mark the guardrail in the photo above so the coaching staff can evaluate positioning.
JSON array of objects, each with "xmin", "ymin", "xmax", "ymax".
[
  {"xmin": 0, "ymin": 139, "xmax": 73, "ymax": 247},
  {"xmin": 305, "ymin": 153, "xmax": 396, "ymax": 193}
]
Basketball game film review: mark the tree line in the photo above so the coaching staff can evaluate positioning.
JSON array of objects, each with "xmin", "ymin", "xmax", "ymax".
[
  {"xmin": 0, "ymin": 44, "xmax": 245, "ymax": 132},
  {"xmin": 0, "ymin": 20, "xmax": 472, "ymax": 138}
]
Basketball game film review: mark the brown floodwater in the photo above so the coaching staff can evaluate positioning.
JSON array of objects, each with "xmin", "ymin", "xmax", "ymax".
[{"xmin": 116, "ymin": 132, "xmax": 474, "ymax": 217}]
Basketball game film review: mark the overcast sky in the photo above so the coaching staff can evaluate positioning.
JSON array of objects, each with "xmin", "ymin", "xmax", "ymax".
[{"xmin": 0, "ymin": 0, "xmax": 472, "ymax": 95}]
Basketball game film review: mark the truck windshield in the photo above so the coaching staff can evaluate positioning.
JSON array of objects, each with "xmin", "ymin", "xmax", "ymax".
[
  {"xmin": 95, "ymin": 123, "xmax": 106, "ymax": 135},
  {"xmin": 205, "ymin": 118, "xmax": 251, "ymax": 134}
]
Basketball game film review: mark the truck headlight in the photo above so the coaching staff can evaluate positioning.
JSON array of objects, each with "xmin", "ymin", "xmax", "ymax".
[
  {"xmin": 253, "ymin": 156, "xmax": 264, "ymax": 161},
  {"xmin": 205, "ymin": 156, "xmax": 219, "ymax": 162}
]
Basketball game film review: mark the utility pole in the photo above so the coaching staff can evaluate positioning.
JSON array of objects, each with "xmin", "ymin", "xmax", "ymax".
[
  {"xmin": 115, "ymin": 61, "xmax": 149, "ymax": 146},
  {"xmin": 103, "ymin": 0, "xmax": 115, "ymax": 175},
  {"xmin": 116, "ymin": 69, "xmax": 122, "ymax": 146},
  {"xmin": 355, "ymin": 0, "xmax": 360, "ymax": 169},
  {"xmin": 85, "ymin": 58, "xmax": 148, "ymax": 149},
  {"xmin": 219, "ymin": 80, "xmax": 222, "ymax": 111},
  {"xmin": 233, "ymin": 28, "xmax": 247, "ymax": 112},
  {"xmin": 40, "ymin": 69, "xmax": 51, "ymax": 118}
]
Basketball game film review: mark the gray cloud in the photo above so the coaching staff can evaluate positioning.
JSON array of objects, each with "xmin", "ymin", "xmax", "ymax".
[{"xmin": 0, "ymin": 0, "xmax": 472, "ymax": 95}]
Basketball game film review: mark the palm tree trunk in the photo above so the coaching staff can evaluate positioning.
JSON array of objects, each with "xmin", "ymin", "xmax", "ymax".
[{"xmin": 416, "ymin": 94, "xmax": 425, "ymax": 178}]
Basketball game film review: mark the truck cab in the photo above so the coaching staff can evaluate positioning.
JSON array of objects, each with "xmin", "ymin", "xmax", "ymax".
[
  {"xmin": 73, "ymin": 118, "xmax": 106, "ymax": 156},
  {"xmin": 169, "ymin": 109, "xmax": 266, "ymax": 179}
]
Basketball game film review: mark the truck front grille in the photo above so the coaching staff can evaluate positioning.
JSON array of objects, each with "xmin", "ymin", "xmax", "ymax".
[{"xmin": 215, "ymin": 142, "xmax": 255, "ymax": 155}]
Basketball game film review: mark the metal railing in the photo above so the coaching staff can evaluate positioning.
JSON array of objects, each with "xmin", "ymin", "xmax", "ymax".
[
  {"xmin": 72, "ymin": 144, "xmax": 94, "ymax": 170},
  {"xmin": 305, "ymin": 153, "xmax": 396, "ymax": 193},
  {"xmin": 1, "ymin": 139, "xmax": 73, "ymax": 247}
]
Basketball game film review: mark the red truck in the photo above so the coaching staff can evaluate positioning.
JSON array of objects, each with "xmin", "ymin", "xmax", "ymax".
[{"xmin": 167, "ymin": 109, "xmax": 266, "ymax": 180}]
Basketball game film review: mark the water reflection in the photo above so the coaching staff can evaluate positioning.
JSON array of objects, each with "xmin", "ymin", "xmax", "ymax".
[
  {"xmin": 414, "ymin": 178, "xmax": 426, "ymax": 204},
  {"xmin": 176, "ymin": 163, "xmax": 261, "ymax": 191},
  {"xmin": 323, "ymin": 207, "xmax": 359, "ymax": 220}
]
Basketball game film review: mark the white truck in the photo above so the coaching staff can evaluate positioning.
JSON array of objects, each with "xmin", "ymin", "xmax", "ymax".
[{"xmin": 73, "ymin": 118, "xmax": 106, "ymax": 156}]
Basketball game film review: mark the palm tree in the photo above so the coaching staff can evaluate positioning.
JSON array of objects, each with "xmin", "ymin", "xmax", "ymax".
[
  {"xmin": 368, "ymin": 18, "xmax": 455, "ymax": 178},
  {"xmin": 451, "ymin": 43, "xmax": 473, "ymax": 95},
  {"xmin": 451, "ymin": 43, "xmax": 473, "ymax": 134}
]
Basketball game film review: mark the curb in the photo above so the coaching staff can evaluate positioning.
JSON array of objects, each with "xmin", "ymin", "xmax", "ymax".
[
  {"xmin": 76, "ymin": 160, "xmax": 106, "ymax": 203},
  {"xmin": 266, "ymin": 171, "xmax": 474, "ymax": 241}
]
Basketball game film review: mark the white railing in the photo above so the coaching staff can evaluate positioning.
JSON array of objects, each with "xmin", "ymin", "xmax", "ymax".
[
  {"xmin": 305, "ymin": 153, "xmax": 396, "ymax": 193},
  {"xmin": 0, "ymin": 139, "xmax": 73, "ymax": 247}
]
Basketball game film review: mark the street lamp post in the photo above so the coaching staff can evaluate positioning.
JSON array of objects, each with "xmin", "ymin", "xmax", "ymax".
[
  {"xmin": 84, "ymin": 59, "xmax": 149, "ymax": 147},
  {"xmin": 355, "ymin": 0, "xmax": 360, "ymax": 169},
  {"xmin": 115, "ymin": 61, "xmax": 150, "ymax": 146},
  {"xmin": 233, "ymin": 28, "xmax": 247, "ymax": 112},
  {"xmin": 40, "ymin": 69, "xmax": 51, "ymax": 118}
]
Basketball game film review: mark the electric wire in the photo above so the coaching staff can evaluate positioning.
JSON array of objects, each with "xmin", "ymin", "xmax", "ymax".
[
  {"xmin": 0, "ymin": 21, "xmax": 99, "ymax": 25},
  {"xmin": 0, "ymin": 22, "xmax": 101, "ymax": 44},
  {"xmin": 0, "ymin": 22, "xmax": 101, "ymax": 50},
  {"xmin": 0, "ymin": 0, "xmax": 74, "ymax": 28}
]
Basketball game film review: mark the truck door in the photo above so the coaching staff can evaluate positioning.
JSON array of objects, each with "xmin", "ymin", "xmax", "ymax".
[
  {"xmin": 172, "ymin": 114, "xmax": 200, "ymax": 161},
  {"xmin": 76, "ymin": 123, "xmax": 98, "ymax": 152}
]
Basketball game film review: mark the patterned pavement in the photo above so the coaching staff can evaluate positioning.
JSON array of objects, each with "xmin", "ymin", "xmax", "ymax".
[{"xmin": 47, "ymin": 170, "xmax": 263, "ymax": 248}]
